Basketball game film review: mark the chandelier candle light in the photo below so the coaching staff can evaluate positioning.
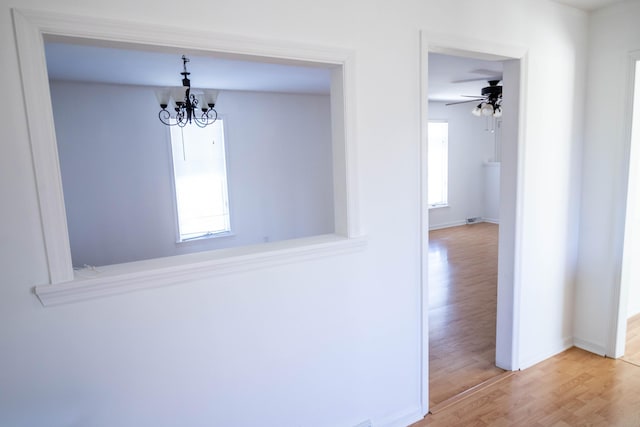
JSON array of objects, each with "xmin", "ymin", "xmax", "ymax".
[{"xmin": 157, "ymin": 55, "xmax": 219, "ymax": 127}]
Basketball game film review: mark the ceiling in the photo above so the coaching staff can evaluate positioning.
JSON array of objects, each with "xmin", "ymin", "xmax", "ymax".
[
  {"xmin": 44, "ymin": 41, "xmax": 332, "ymax": 95},
  {"xmin": 551, "ymin": 0, "xmax": 629, "ymax": 10},
  {"xmin": 46, "ymin": 41, "xmax": 506, "ymax": 103},
  {"xmin": 428, "ymin": 53, "xmax": 504, "ymax": 103}
]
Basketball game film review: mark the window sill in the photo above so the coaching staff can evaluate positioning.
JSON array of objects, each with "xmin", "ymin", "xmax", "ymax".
[
  {"xmin": 177, "ymin": 231, "xmax": 235, "ymax": 245},
  {"xmin": 35, "ymin": 234, "xmax": 367, "ymax": 307},
  {"xmin": 428, "ymin": 204, "xmax": 449, "ymax": 210}
]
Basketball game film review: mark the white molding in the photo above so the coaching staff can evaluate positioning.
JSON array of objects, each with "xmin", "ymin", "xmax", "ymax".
[
  {"xmin": 36, "ymin": 235, "xmax": 366, "ymax": 306},
  {"xmin": 12, "ymin": 9, "xmax": 74, "ymax": 284},
  {"xmin": 611, "ymin": 51, "xmax": 640, "ymax": 358},
  {"xmin": 376, "ymin": 405, "xmax": 423, "ymax": 427},
  {"xmin": 428, "ymin": 220, "xmax": 467, "ymax": 231},
  {"xmin": 13, "ymin": 8, "xmax": 361, "ymax": 304},
  {"xmin": 419, "ymin": 33, "xmax": 430, "ymax": 416},
  {"xmin": 420, "ymin": 29, "xmax": 529, "ymax": 411},
  {"xmin": 513, "ymin": 337, "xmax": 580, "ymax": 370},
  {"xmin": 428, "ymin": 219, "xmax": 500, "ymax": 231},
  {"xmin": 574, "ymin": 337, "xmax": 607, "ymax": 358},
  {"xmin": 519, "ymin": 336, "xmax": 574, "ymax": 370},
  {"xmin": 14, "ymin": 8, "xmax": 351, "ymax": 65}
]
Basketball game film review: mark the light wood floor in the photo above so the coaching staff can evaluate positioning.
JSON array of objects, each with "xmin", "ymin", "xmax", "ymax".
[
  {"xmin": 623, "ymin": 313, "xmax": 640, "ymax": 366},
  {"xmin": 428, "ymin": 223, "xmax": 504, "ymax": 406},
  {"xmin": 414, "ymin": 224, "xmax": 640, "ymax": 425},
  {"xmin": 413, "ymin": 346, "xmax": 640, "ymax": 426}
]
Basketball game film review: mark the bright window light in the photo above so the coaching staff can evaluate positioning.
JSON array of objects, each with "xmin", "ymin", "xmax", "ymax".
[
  {"xmin": 169, "ymin": 120, "xmax": 231, "ymax": 241},
  {"xmin": 428, "ymin": 121, "xmax": 449, "ymax": 207}
]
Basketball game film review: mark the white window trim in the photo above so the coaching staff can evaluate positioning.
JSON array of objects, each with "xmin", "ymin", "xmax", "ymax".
[
  {"xmin": 428, "ymin": 203, "xmax": 449, "ymax": 209},
  {"xmin": 13, "ymin": 8, "xmax": 363, "ymax": 306}
]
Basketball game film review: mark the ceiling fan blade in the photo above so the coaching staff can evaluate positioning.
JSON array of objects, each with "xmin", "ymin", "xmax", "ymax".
[
  {"xmin": 460, "ymin": 95, "xmax": 486, "ymax": 98},
  {"xmin": 452, "ymin": 76, "xmax": 503, "ymax": 84},
  {"xmin": 445, "ymin": 99, "xmax": 483, "ymax": 106}
]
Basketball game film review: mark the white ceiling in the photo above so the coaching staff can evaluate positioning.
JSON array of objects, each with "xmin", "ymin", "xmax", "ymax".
[
  {"xmin": 551, "ymin": 0, "xmax": 629, "ymax": 10},
  {"xmin": 44, "ymin": 42, "xmax": 332, "ymax": 95},
  {"xmin": 428, "ymin": 53, "xmax": 504, "ymax": 103},
  {"xmin": 46, "ymin": 42, "xmax": 505, "ymax": 103}
]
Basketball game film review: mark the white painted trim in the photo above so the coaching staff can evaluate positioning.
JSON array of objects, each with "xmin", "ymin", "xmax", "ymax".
[
  {"xmin": 418, "ymin": 33, "xmax": 430, "ymax": 417},
  {"xmin": 35, "ymin": 235, "xmax": 366, "ymax": 306},
  {"xmin": 12, "ymin": 9, "xmax": 74, "ymax": 284},
  {"xmin": 611, "ymin": 51, "xmax": 640, "ymax": 358},
  {"xmin": 420, "ymin": 31, "xmax": 528, "ymax": 412},
  {"xmin": 574, "ymin": 337, "xmax": 607, "ymax": 358},
  {"xmin": 518, "ymin": 336, "xmax": 574, "ymax": 370},
  {"xmin": 428, "ymin": 219, "xmax": 500, "ymax": 231},
  {"xmin": 12, "ymin": 8, "xmax": 361, "ymax": 305},
  {"xmin": 428, "ymin": 220, "xmax": 467, "ymax": 231},
  {"xmin": 376, "ymin": 405, "xmax": 423, "ymax": 427},
  {"xmin": 510, "ymin": 52, "xmax": 530, "ymax": 371}
]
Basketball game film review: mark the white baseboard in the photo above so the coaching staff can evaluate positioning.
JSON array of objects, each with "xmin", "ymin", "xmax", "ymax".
[
  {"xmin": 376, "ymin": 406, "xmax": 424, "ymax": 427},
  {"xmin": 574, "ymin": 337, "xmax": 607, "ymax": 357},
  {"xmin": 429, "ymin": 218, "xmax": 500, "ymax": 231},
  {"xmin": 428, "ymin": 220, "xmax": 467, "ymax": 230},
  {"xmin": 519, "ymin": 336, "xmax": 574, "ymax": 370}
]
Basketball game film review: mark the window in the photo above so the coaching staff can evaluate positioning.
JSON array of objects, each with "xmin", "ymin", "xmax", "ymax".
[
  {"xmin": 428, "ymin": 121, "xmax": 449, "ymax": 208},
  {"xmin": 169, "ymin": 120, "xmax": 231, "ymax": 241}
]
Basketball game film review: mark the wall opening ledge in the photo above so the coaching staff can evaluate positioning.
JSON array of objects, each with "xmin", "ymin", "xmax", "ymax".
[{"xmin": 35, "ymin": 234, "xmax": 366, "ymax": 306}]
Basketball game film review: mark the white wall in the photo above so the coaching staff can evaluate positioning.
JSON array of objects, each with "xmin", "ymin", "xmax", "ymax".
[
  {"xmin": 428, "ymin": 101, "xmax": 496, "ymax": 229},
  {"xmin": 0, "ymin": 1, "xmax": 587, "ymax": 426},
  {"xmin": 574, "ymin": 0, "xmax": 640, "ymax": 355},
  {"xmin": 484, "ymin": 162, "xmax": 501, "ymax": 223},
  {"xmin": 50, "ymin": 81, "xmax": 334, "ymax": 267}
]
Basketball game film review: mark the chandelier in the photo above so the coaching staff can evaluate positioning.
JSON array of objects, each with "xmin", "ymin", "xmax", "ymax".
[{"xmin": 157, "ymin": 55, "xmax": 218, "ymax": 127}]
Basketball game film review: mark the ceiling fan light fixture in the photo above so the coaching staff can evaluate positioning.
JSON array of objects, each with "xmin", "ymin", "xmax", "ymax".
[
  {"xmin": 481, "ymin": 103, "xmax": 494, "ymax": 116},
  {"xmin": 472, "ymin": 104, "xmax": 482, "ymax": 117},
  {"xmin": 493, "ymin": 107, "xmax": 503, "ymax": 118}
]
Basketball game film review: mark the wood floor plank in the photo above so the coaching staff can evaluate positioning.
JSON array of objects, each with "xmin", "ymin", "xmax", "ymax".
[
  {"xmin": 428, "ymin": 223, "xmax": 504, "ymax": 406},
  {"xmin": 414, "ymin": 348, "xmax": 640, "ymax": 426},
  {"xmin": 623, "ymin": 313, "xmax": 640, "ymax": 366},
  {"xmin": 420, "ymin": 223, "xmax": 640, "ymax": 425},
  {"xmin": 429, "ymin": 370, "xmax": 515, "ymax": 415}
]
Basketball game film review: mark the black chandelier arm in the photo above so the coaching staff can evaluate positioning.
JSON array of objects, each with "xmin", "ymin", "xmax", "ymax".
[
  {"xmin": 205, "ymin": 108, "xmax": 218, "ymax": 123},
  {"xmin": 194, "ymin": 108, "xmax": 218, "ymax": 128},
  {"xmin": 158, "ymin": 108, "xmax": 179, "ymax": 126}
]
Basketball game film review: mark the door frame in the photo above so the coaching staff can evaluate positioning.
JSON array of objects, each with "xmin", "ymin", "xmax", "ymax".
[
  {"xmin": 419, "ymin": 31, "xmax": 528, "ymax": 414},
  {"xmin": 611, "ymin": 52, "xmax": 640, "ymax": 358}
]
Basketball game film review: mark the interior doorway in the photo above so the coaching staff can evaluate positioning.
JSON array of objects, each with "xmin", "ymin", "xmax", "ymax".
[
  {"xmin": 419, "ymin": 35, "xmax": 525, "ymax": 414},
  {"xmin": 426, "ymin": 52, "xmax": 507, "ymax": 408}
]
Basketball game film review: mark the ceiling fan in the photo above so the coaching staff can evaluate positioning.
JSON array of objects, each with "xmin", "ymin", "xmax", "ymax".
[{"xmin": 446, "ymin": 79, "xmax": 503, "ymax": 118}]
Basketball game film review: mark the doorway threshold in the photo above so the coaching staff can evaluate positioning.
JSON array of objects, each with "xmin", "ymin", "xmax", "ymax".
[{"xmin": 429, "ymin": 370, "xmax": 515, "ymax": 415}]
